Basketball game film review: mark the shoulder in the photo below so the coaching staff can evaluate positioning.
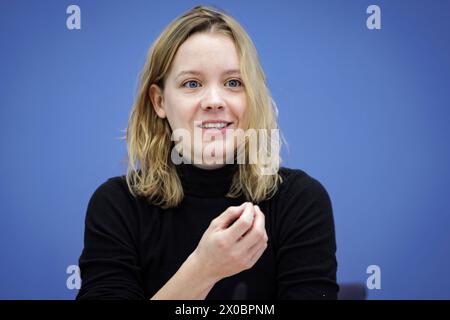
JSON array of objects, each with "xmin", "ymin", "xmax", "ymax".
[
  {"xmin": 84, "ymin": 175, "xmax": 140, "ymax": 226},
  {"xmin": 91, "ymin": 175, "xmax": 128, "ymax": 196},
  {"xmin": 269, "ymin": 167, "xmax": 335, "ymax": 247},
  {"xmin": 88, "ymin": 175, "xmax": 139, "ymax": 206},
  {"xmin": 276, "ymin": 167, "xmax": 332, "ymax": 204},
  {"xmin": 269, "ymin": 167, "xmax": 334, "ymax": 230}
]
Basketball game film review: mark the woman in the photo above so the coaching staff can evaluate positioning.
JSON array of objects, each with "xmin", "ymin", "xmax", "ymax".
[{"xmin": 76, "ymin": 5, "xmax": 338, "ymax": 300}]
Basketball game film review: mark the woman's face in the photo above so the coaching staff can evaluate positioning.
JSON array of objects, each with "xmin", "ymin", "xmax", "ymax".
[{"xmin": 150, "ymin": 32, "xmax": 248, "ymax": 168}]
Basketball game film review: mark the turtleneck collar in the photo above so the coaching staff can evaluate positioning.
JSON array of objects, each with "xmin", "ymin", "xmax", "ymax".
[{"xmin": 175, "ymin": 163, "xmax": 238, "ymax": 197}]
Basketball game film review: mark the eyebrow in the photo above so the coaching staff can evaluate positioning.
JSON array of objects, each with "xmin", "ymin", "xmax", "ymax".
[{"xmin": 175, "ymin": 69, "xmax": 241, "ymax": 80}]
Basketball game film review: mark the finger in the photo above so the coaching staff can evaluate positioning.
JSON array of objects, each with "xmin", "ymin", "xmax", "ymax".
[
  {"xmin": 225, "ymin": 202, "xmax": 255, "ymax": 240},
  {"xmin": 240, "ymin": 205, "xmax": 262, "ymax": 237},
  {"xmin": 237, "ymin": 206, "xmax": 266, "ymax": 249},
  {"xmin": 211, "ymin": 202, "xmax": 247, "ymax": 229}
]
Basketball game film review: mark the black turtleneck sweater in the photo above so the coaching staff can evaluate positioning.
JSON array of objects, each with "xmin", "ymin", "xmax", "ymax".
[{"xmin": 76, "ymin": 164, "xmax": 338, "ymax": 300}]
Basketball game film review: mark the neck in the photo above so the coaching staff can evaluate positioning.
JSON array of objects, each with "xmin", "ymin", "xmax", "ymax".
[{"xmin": 175, "ymin": 162, "xmax": 238, "ymax": 197}]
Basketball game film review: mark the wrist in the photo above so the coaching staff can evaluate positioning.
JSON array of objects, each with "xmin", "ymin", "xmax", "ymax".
[
  {"xmin": 151, "ymin": 251, "xmax": 219, "ymax": 300},
  {"xmin": 185, "ymin": 250, "xmax": 220, "ymax": 287}
]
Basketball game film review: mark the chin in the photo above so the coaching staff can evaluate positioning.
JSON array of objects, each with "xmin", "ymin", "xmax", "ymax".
[{"xmin": 198, "ymin": 143, "xmax": 235, "ymax": 165}]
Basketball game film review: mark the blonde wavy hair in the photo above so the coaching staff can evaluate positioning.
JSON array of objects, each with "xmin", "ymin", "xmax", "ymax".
[{"xmin": 124, "ymin": 5, "xmax": 285, "ymax": 208}]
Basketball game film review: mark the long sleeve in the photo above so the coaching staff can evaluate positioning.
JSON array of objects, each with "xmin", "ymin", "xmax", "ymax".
[
  {"xmin": 275, "ymin": 171, "xmax": 339, "ymax": 299},
  {"xmin": 76, "ymin": 179, "xmax": 145, "ymax": 300}
]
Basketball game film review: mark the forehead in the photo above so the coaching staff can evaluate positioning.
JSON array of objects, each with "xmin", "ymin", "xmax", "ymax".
[{"xmin": 170, "ymin": 32, "xmax": 240, "ymax": 76}]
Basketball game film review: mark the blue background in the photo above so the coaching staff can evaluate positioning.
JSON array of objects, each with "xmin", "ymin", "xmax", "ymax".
[{"xmin": 1, "ymin": 0, "xmax": 449, "ymax": 299}]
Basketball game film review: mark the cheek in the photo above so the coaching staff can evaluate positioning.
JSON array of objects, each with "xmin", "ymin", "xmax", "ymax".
[
  {"xmin": 233, "ymin": 97, "xmax": 248, "ymax": 127},
  {"xmin": 164, "ymin": 97, "xmax": 195, "ymax": 129}
]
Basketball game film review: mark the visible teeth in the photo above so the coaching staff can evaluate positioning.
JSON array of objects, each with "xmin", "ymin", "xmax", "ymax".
[{"xmin": 200, "ymin": 122, "xmax": 228, "ymax": 129}]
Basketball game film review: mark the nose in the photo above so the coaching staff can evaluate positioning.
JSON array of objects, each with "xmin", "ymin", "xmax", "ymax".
[{"xmin": 200, "ymin": 86, "xmax": 225, "ymax": 111}]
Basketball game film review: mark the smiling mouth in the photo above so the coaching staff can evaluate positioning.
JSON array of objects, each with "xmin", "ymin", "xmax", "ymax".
[{"xmin": 197, "ymin": 122, "xmax": 233, "ymax": 130}]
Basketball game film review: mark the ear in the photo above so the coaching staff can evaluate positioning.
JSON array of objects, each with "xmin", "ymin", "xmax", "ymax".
[{"xmin": 149, "ymin": 84, "xmax": 166, "ymax": 119}]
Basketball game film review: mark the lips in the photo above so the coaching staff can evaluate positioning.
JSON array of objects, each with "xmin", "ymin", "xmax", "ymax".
[{"xmin": 197, "ymin": 120, "xmax": 233, "ymax": 129}]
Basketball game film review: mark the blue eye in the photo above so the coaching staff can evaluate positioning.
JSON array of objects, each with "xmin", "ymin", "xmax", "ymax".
[
  {"xmin": 183, "ymin": 80, "xmax": 200, "ymax": 89},
  {"xmin": 226, "ymin": 79, "xmax": 242, "ymax": 88}
]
